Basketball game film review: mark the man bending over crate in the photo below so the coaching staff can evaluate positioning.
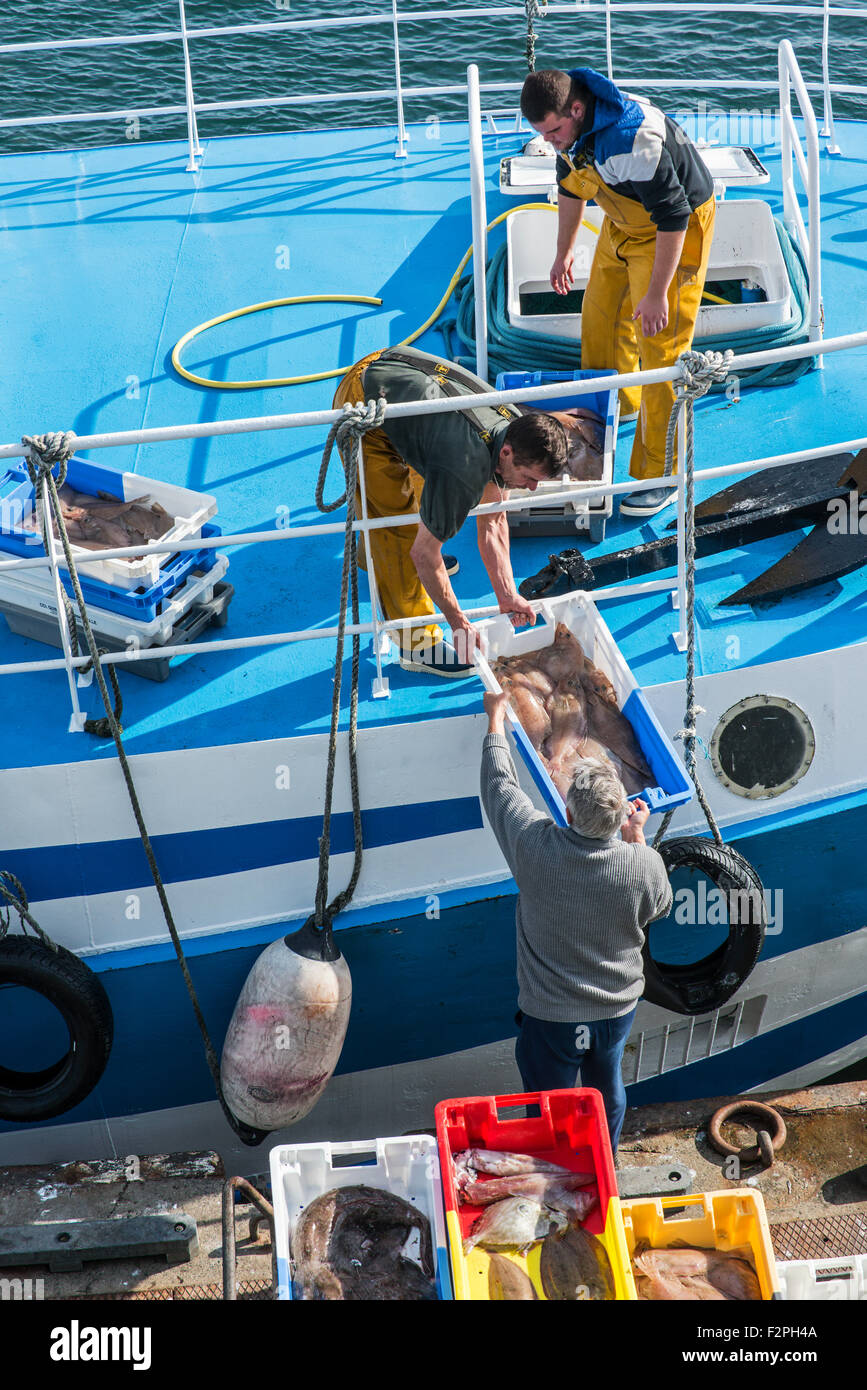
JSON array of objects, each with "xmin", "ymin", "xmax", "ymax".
[
  {"xmin": 480, "ymin": 691, "xmax": 672, "ymax": 1154},
  {"xmin": 521, "ymin": 67, "xmax": 716, "ymax": 519},
  {"xmin": 334, "ymin": 345, "xmax": 590, "ymax": 678}
]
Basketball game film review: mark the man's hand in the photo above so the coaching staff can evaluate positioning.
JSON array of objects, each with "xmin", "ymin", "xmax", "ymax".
[
  {"xmin": 550, "ymin": 252, "xmax": 575, "ymax": 296},
  {"xmin": 450, "ymin": 614, "xmax": 481, "ymax": 661},
  {"xmin": 499, "ymin": 591, "xmax": 537, "ymax": 629},
  {"xmin": 621, "ymin": 797, "xmax": 650, "ymax": 844},
  {"xmin": 632, "ymin": 291, "xmax": 669, "ymax": 338},
  {"xmin": 483, "ymin": 690, "xmax": 510, "ymax": 734}
]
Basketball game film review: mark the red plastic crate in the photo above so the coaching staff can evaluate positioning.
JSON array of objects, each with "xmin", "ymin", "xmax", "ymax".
[{"xmin": 435, "ymin": 1089, "xmax": 630, "ymax": 1299}]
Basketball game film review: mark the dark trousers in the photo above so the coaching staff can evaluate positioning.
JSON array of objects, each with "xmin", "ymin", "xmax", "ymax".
[{"xmin": 515, "ymin": 1007, "xmax": 637, "ymax": 1155}]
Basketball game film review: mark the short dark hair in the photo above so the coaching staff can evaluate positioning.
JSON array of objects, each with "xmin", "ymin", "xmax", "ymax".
[
  {"xmin": 521, "ymin": 69, "xmax": 590, "ymax": 124},
  {"xmin": 504, "ymin": 411, "xmax": 568, "ymax": 477}
]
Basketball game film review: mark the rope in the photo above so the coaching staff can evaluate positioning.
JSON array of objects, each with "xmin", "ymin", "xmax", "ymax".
[
  {"xmin": 310, "ymin": 399, "xmax": 386, "ymax": 942},
  {"xmin": 0, "ymin": 870, "xmax": 58, "ymax": 951},
  {"xmin": 21, "ymin": 432, "xmax": 265, "ymax": 1145},
  {"xmin": 650, "ymin": 352, "xmax": 729, "ymax": 850},
  {"xmin": 525, "ymin": 0, "xmax": 546, "ymax": 72}
]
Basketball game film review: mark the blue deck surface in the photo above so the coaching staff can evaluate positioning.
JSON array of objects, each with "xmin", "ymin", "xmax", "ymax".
[{"xmin": 2, "ymin": 118, "xmax": 867, "ymax": 769}]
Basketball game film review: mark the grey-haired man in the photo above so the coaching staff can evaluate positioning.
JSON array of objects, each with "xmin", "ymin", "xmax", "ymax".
[{"xmin": 480, "ymin": 690, "xmax": 672, "ymax": 1153}]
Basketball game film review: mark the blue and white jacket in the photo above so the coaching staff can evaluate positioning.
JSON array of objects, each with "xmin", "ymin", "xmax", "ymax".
[{"xmin": 555, "ymin": 68, "xmax": 714, "ymax": 232}]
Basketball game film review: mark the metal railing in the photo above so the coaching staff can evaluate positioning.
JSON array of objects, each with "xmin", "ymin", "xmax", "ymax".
[
  {"xmin": 3, "ymin": 327, "xmax": 867, "ymax": 726},
  {"xmin": 780, "ymin": 39, "xmax": 824, "ymax": 356},
  {"xmin": 1, "ymin": 3, "xmax": 863, "ymax": 165}
]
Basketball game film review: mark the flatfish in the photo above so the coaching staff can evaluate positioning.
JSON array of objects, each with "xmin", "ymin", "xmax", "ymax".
[
  {"xmin": 539, "ymin": 1226, "xmax": 616, "ymax": 1300},
  {"xmin": 488, "ymin": 1253, "xmax": 538, "ymax": 1300}
]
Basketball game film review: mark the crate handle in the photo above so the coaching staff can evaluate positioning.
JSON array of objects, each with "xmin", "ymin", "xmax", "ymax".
[{"xmin": 332, "ymin": 1150, "xmax": 377, "ymax": 1168}]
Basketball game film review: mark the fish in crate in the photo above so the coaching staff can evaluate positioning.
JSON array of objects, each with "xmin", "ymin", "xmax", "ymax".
[{"xmin": 492, "ymin": 622, "xmax": 653, "ymax": 797}]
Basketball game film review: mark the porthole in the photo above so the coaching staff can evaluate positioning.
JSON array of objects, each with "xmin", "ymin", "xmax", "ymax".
[{"xmin": 709, "ymin": 695, "xmax": 815, "ymax": 799}]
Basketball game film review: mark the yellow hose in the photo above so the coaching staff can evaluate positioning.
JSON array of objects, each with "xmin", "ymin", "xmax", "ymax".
[
  {"xmin": 702, "ymin": 289, "xmax": 732, "ymax": 306},
  {"xmin": 171, "ymin": 202, "xmax": 600, "ymax": 391}
]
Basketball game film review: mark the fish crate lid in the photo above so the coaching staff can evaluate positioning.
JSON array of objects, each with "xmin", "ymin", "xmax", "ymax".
[
  {"xmin": 499, "ymin": 154, "xmax": 557, "ymax": 196},
  {"xmin": 268, "ymin": 1135, "xmax": 451, "ymax": 1301},
  {"xmin": 473, "ymin": 592, "xmax": 693, "ymax": 821},
  {"xmin": 697, "ymin": 143, "xmax": 770, "ymax": 186}
]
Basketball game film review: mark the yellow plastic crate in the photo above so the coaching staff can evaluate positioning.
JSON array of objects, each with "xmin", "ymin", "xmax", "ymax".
[{"xmin": 619, "ymin": 1189, "xmax": 781, "ymax": 1300}]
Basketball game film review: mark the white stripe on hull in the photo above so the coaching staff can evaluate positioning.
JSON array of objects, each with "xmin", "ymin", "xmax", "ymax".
[{"xmin": 3, "ymin": 641, "xmax": 867, "ymax": 957}]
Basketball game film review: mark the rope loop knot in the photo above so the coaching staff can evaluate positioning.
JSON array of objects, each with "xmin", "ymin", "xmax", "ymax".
[
  {"xmin": 675, "ymin": 348, "xmax": 735, "ymax": 403},
  {"xmin": 21, "ymin": 431, "xmax": 77, "ymax": 490},
  {"xmin": 317, "ymin": 397, "xmax": 386, "ymax": 513}
]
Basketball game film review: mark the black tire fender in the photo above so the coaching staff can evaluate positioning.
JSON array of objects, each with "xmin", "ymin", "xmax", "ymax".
[
  {"xmin": 0, "ymin": 935, "xmax": 114, "ymax": 1122},
  {"xmin": 642, "ymin": 837, "xmax": 766, "ymax": 1016}
]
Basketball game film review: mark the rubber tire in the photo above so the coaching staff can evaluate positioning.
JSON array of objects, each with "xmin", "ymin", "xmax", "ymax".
[
  {"xmin": 0, "ymin": 936, "xmax": 114, "ymax": 1121},
  {"xmin": 642, "ymin": 837, "xmax": 766, "ymax": 1016}
]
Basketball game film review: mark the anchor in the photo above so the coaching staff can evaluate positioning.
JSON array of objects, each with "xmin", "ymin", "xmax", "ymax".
[{"xmin": 720, "ymin": 449, "xmax": 867, "ymax": 605}]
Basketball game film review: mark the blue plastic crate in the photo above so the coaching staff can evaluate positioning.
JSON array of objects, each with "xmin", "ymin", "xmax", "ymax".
[
  {"xmin": 0, "ymin": 455, "xmax": 216, "ymax": 589},
  {"xmin": 495, "ymin": 369, "xmax": 619, "ymax": 540},
  {"xmin": 3, "ymin": 524, "xmax": 223, "ymax": 623},
  {"xmin": 495, "ymin": 367, "xmax": 618, "ymax": 428}
]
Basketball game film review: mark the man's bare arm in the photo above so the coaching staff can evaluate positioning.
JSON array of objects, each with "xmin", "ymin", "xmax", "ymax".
[
  {"xmin": 476, "ymin": 480, "xmax": 536, "ymax": 628},
  {"xmin": 409, "ymin": 520, "xmax": 477, "ymax": 651}
]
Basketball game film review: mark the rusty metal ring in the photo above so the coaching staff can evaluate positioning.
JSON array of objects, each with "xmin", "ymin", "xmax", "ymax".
[{"xmin": 707, "ymin": 1100, "xmax": 787, "ymax": 1166}]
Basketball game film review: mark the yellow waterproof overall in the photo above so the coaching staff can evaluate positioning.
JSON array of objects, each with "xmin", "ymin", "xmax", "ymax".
[
  {"xmin": 560, "ymin": 159, "xmax": 716, "ymax": 480},
  {"xmin": 332, "ymin": 351, "xmax": 442, "ymax": 654}
]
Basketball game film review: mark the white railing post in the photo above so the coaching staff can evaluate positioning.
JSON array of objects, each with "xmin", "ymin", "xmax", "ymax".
[
  {"xmin": 178, "ymin": 0, "xmax": 202, "ymax": 172},
  {"xmin": 673, "ymin": 399, "xmax": 688, "ymax": 653},
  {"xmin": 467, "ymin": 64, "xmax": 489, "ymax": 382},
  {"xmin": 778, "ymin": 40, "xmax": 824, "ymax": 364},
  {"xmin": 355, "ymin": 439, "xmax": 390, "ymax": 698},
  {"xmin": 820, "ymin": 0, "xmax": 841, "ymax": 153},
  {"xmin": 392, "ymin": 0, "xmax": 408, "ymax": 159},
  {"xmin": 605, "ymin": 0, "xmax": 614, "ymax": 81}
]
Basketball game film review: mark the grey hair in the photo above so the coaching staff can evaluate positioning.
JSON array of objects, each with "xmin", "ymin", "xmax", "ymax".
[{"xmin": 565, "ymin": 757, "xmax": 629, "ymax": 839}]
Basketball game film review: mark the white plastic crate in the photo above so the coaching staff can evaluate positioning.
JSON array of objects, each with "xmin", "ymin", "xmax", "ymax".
[
  {"xmin": 474, "ymin": 592, "xmax": 692, "ymax": 821},
  {"xmin": 2, "ymin": 455, "xmax": 217, "ymax": 590},
  {"xmin": 776, "ymin": 1254, "xmax": 867, "ymax": 1301},
  {"xmin": 507, "ymin": 200, "xmax": 793, "ymax": 342},
  {"xmin": 269, "ymin": 1135, "xmax": 452, "ymax": 1301},
  {"xmin": 0, "ymin": 554, "xmax": 228, "ymax": 645}
]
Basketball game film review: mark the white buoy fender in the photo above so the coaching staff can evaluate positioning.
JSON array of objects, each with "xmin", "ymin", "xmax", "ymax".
[{"xmin": 220, "ymin": 924, "xmax": 352, "ymax": 1131}]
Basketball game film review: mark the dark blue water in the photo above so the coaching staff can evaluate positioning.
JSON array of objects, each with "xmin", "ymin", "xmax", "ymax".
[{"xmin": 3, "ymin": 1, "xmax": 865, "ymax": 153}]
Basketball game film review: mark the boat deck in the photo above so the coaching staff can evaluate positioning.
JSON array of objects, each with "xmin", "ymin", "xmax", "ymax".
[{"xmin": 3, "ymin": 116, "xmax": 867, "ymax": 769}]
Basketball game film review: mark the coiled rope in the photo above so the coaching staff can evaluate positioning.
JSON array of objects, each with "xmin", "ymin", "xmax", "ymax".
[
  {"xmin": 446, "ymin": 217, "xmax": 815, "ymax": 388},
  {"xmin": 306, "ymin": 399, "xmax": 386, "ymax": 945},
  {"xmin": 21, "ymin": 432, "xmax": 266, "ymax": 1146},
  {"xmin": 650, "ymin": 351, "xmax": 732, "ymax": 849}
]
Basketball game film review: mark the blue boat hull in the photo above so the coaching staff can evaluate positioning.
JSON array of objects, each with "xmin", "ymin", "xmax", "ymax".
[{"xmin": 2, "ymin": 794, "xmax": 865, "ymax": 1136}]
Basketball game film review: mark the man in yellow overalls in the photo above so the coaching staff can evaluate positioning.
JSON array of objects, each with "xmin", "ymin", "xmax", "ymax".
[
  {"xmin": 333, "ymin": 345, "xmax": 573, "ymax": 677},
  {"xmin": 521, "ymin": 67, "xmax": 716, "ymax": 517}
]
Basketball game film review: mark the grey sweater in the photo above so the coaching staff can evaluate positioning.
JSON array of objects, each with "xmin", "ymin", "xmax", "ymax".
[{"xmin": 481, "ymin": 733, "xmax": 673, "ymax": 1022}]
